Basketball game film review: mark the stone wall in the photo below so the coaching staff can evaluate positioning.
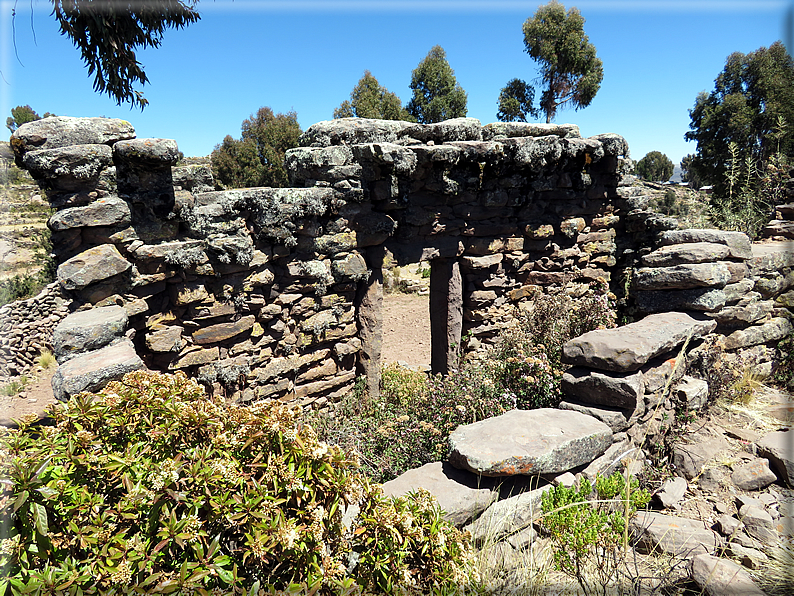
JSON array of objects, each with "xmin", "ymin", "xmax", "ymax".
[{"xmin": 11, "ymin": 116, "xmax": 637, "ymax": 404}]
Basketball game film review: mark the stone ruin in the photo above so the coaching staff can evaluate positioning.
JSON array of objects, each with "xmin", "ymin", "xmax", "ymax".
[
  {"xmin": 6, "ymin": 115, "xmax": 794, "ymax": 592},
  {"xmin": 5, "ymin": 115, "xmax": 792, "ymax": 409}
]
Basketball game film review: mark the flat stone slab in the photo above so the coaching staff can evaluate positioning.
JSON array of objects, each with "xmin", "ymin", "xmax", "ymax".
[
  {"xmin": 562, "ymin": 312, "xmax": 717, "ymax": 373},
  {"xmin": 381, "ymin": 461, "xmax": 497, "ymax": 528},
  {"xmin": 448, "ymin": 408, "xmax": 612, "ymax": 477},
  {"xmin": 642, "ymin": 242, "xmax": 731, "ymax": 266},
  {"xmin": 634, "ymin": 262, "xmax": 732, "ymax": 291},
  {"xmin": 723, "ymin": 317, "xmax": 792, "ymax": 350},
  {"xmin": 51, "ymin": 339, "xmax": 144, "ymax": 401},
  {"xmin": 57, "ymin": 244, "xmax": 131, "ymax": 290},
  {"xmin": 465, "ymin": 484, "xmax": 551, "ymax": 546},
  {"xmin": 561, "ymin": 367, "xmax": 644, "ymax": 408},
  {"xmin": 756, "ymin": 430, "xmax": 794, "ymax": 488},
  {"xmin": 731, "ymin": 457, "xmax": 778, "ymax": 491},
  {"xmin": 48, "ymin": 195, "xmax": 131, "ymax": 230},
  {"xmin": 52, "ymin": 305, "xmax": 128, "ymax": 362},
  {"xmin": 10, "ymin": 116, "xmax": 135, "ymax": 156},
  {"xmin": 635, "ymin": 288, "xmax": 726, "ymax": 314},
  {"xmin": 690, "ymin": 553, "xmax": 767, "ymax": 596},
  {"xmin": 631, "ymin": 511, "xmax": 722, "ymax": 557},
  {"xmin": 658, "ymin": 229, "xmax": 752, "ymax": 259}
]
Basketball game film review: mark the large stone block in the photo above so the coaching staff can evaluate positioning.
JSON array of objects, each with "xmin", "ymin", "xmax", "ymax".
[
  {"xmin": 690, "ymin": 554, "xmax": 767, "ymax": 596},
  {"xmin": 657, "ymin": 229, "xmax": 752, "ymax": 259},
  {"xmin": 641, "ymin": 242, "xmax": 731, "ymax": 267},
  {"xmin": 57, "ymin": 244, "xmax": 131, "ymax": 290},
  {"xmin": 561, "ymin": 367, "xmax": 644, "ymax": 408},
  {"xmin": 723, "ymin": 317, "xmax": 792, "ymax": 350},
  {"xmin": 51, "ymin": 339, "xmax": 144, "ymax": 401},
  {"xmin": 382, "ymin": 462, "xmax": 497, "ymax": 528},
  {"xmin": 562, "ymin": 312, "xmax": 717, "ymax": 373},
  {"xmin": 631, "ymin": 511, "xmax": 722, "ymax": 557},
  {"xmin": 634, "ymin": 262, "xmax": 732, "ymax": 291},
  {"xmin": 52, "ymin": 305, "xmax": 128, "ymax": 362},
  {"xmin": 756, "ymin": 430, "xmax": 794, "ymax": 487},
  {"xmin": 635, "ymin": 288, "xmax": 726, "ymax": 313},
  {"xmin": 23, "ymin": 144, "xmax": 113, "ymax": 191},
  {"xmin": 448, "ymin": 408, "xmax": 612, "ymax": 477},
  {"xmin": 48, "ymin": 195, "xmax": 131, "ymax": 230},
  {"xmin": 10, "ymin": 116, "xmax": 134, "ymax": 158}
]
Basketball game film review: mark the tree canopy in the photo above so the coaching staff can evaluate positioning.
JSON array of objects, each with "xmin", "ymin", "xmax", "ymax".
[
  {"xmin": 684, "ymin": 41, "xmax": 794, "ymax": 192},
  {"xmin": 6, "ymin": 105, "xmax": 55, "ymax": 133},
  {"xmin": 680, "ymin": 154, "xmax": 706, "ymax": 189},
  {"xmin": 211, "ymin": 107, "xmax": 302, "ymax": 189},
  {"xmin": 333, "ymin": 71, "xmax": 413, "ymax": 121},
  {"xmin": 50, "ymin": 0, "xmax": 200, "ymax": 109},
  {"xmin": 522, "ymin": 1, "xmax": 603, "ymax": 123},
  {"xmin": 407, "ymin": 46, "xmax": 468, "ymax": 124},
  {"xmin": 496, "ymin": 79, "xmax": 538, "ymax": 122},
  {"xmin": 635, "ymin": 151, "xmax": 674, "ymax": 182}
]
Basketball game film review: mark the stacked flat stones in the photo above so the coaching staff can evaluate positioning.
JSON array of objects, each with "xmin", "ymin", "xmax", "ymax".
[
  {"xmin": 762, "ymin": 166, "xmax": 794, "ymax": 239},
  {"xmin": 0, "ymin": 282, "xmax": 71, "ymax": 381},
  {"xmin": 13, "ymin": 116, "xmax": 635, "ymax": 406}
]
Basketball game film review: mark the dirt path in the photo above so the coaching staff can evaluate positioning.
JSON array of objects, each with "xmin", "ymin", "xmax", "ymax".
[{"xmin": 381, "ymin": 292, "xmax": 432, "ymax": 367}]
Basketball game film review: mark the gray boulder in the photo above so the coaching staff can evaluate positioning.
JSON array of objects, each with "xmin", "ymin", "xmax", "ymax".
[
  {"xmin": 561, "ymin": 367, "xmax": 644, "ymax": 408},
  {"xmin": 482, "ymin": 122, "xmax": 580, "ymax": 140},
  {"xmin": 756, "ymin": 430, "xmax": 794, "ymax": 487},
  {"xmin": 655, "ymin": 476, "xmax": 688, "ymax": 509},
  {"xmin": 52, "ymin": 305, "xmax": 128, "ymax": 362},
  {"xmin": 658, "ymin": 229, "xmax": 752, "ymax": 259},
  {"xmin": 448, "ymin": 408, "xmax": 612, "ymax": 477},
  {"xmin": 690, "ymin": 554, "xmax": 767, "ymax": 596},
  {"xmin": 57, "ymin": 244, "xmax": 131, "ymax": 290},
  {"xmin": 672, "ymin": 436, "xmax": 730, "ymax": 480},
  {"xmin": 557, "ymin": 400, "xmax": 636, "ymax": 433},
  {"xmin": 48, "ymin": 195, "xmax": 131, "ymax": 230},
  {"xmin": 631, "ymin": 511, "xmax": 722, "ymax": 557},
  {"xmin": 723, "ymin": 317, "xmax": 792, "ymax": 350},
  {"xmin": 710, "ymin": 297, "xmax": 774, "ymax": 328},
  {"xmin": 562, "ymin": 312, "xmax": 717, "ymax": 373},
  {"xmin": 634, "ymin": 262, "xmax": 732, "ymax": 291},
  {"xmin": 381, "ymin": 462, "xmax": 497, "ymax": 528},
  {"xmin": 113, "ymin": 138, "xmax": 181, "ymax": 165},
  {"xmin": 51, "ymin": 339, "xmax": 144, "ymax": 401},
  {"xmin": 672, "ymin": 376, "xmax": 709, "ymax": 410},
  {"xmin": 10, "ymin": 116, "xmax": 135, "ymax": 158},
  {"xmin": 731, "ymin": 457, "xmax": 778, "ymax": 491},
  {"xmin": 22, "ymin": 144, "xmax": 113, "ymax": 191},
  {"xmin": 634, "ymin": 288, "xmax": 726, "ymax": 314},
  {"xmin": 641, "ymin": 242, "xmax": 730, "ymax": 267},
  {"xmin": 299, "ymin": 118, "xmax": 414, "ymax": 147}
]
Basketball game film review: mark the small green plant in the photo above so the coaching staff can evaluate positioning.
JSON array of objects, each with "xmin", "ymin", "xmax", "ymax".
[
  {"xmin": 772, "ymin": 335, "xmax": 794, "ymax": 390},
  {"xmin": 540, "ymin": 472, "xmax": 650, "ymax": 596},
  {"xmin": 1, "ymin": 376, "xmax": 28, "ymax": 396},
  {"xmin": 0, "ymin": 370, "xmax": 477, "ymax": 595}
]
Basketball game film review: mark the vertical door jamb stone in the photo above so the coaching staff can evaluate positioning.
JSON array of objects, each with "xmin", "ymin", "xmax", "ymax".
[
  {"xmin": 356, "ymin": 246, "xmax": 385, "ymax": 400},
  {"xmin": 430, "ymin": 258, "xmax": 463, "ymax": 374}
]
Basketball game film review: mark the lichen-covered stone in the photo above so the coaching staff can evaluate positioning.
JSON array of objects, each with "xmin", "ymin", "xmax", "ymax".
[
  {"xmin": 192, "ymin": 315, "xmax": 256, "ymax": 344},
  {"xmin": 51, "ymin": 339, "xmax": 143, "ymax": 401},
  {"xmin": 113, "ymin": 138, "xmax": 180, "ymax": 165},
  {"xmin": 57, "ymin": 245, "xmax": 131, "ymax": 290},
  {"xmin": 658, "ymin": 229, "xmax": 752, "ymax": 259},
  {"xmin": 642, "ymin": 242, "xmax": 731, "ymax": 267},
  {"xmin": 49, "ymin": 195, "xmax": 131, "ymax": 230},
  {"xmin": 10, "ymin": 116, "xmax": 134, "ymax": 159},
  {"xmin": 52, "ymin": 305, "xmax": 128, "ymax": 362},
  {"xmin": 634, "ymin": 262, "xmax": 732, "ymax": 290},
  {"xmin": 23, "ymin": 144, "xmax": 113, "ymax": 191},
  {"xmin": 448, "ymin": 408, "xmax": 612, "ymax": 477}
]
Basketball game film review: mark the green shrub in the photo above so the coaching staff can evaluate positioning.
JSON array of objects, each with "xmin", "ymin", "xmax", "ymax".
[
  {"xmin": 773, "ymin": 335, "xmax": 794, "ymax": 390},
  {"xmin": 540, "ymin": 472, "xmax": 650, "ymax": 596},
  {"xmin": 0, "ymin": 370, "xmax": 476, "ymax": 595}
]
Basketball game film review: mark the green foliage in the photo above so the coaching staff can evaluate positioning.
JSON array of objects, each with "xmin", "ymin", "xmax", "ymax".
[
  {"xmin": 211, "ymin": 107, "xmax": 302, "ymax": 189},
  {"xmin": 680, "ymin": 154, "xmax": 705, "ymax": 190},
  {"xmin": 540, "ymin": 473, "xmax": 650, "ymax": 596},
  {"xmin": 496, "ymin": 78, "xmax": 538, "ymax": 123},
  {"xmin": 50, "ymin": 0, "xmax": 200, "ymax": 109},
  {"xmin": 333, "ymin": 71, "xmax": 414, "ymax": 121},
  {"xmin": 685, "ymin": 41, "xmax": 794, "ymax": 192},
  {"xmin": 522, "ymin": 1, "xmax": 603, "ymax": 123},
  {"xmin": 635, "ymin": 151, "xmax": 674, "ymax": 182},
  {"xmin": 309, "ymin": 281, "xmax": 617, "ymax": 484},
  {"xmin": 6, "ymin": 106, "xmax": 54, "ymax": 133},
  {"xmin": 0, "ymin": 370, "xmax": 476, "ymax": 595},
  {"xmin": 0, "ymin": 227, "xmax": 56, "ymax": 306},
  {"xmin": 407, "ymin": 46, "xmax": 468, "ymax": 124}
]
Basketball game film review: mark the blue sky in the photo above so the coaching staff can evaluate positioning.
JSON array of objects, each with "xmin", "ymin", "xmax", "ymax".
[{"xmin": 1, "ymin": 1, "xmax": 791, "ymax": 166}]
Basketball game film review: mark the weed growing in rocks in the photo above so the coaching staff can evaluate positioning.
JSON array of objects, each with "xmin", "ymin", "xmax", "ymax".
[
  {"xmin": 0, "ymin": 370, "xmax": 477, "ymax": 595},
  {"xmin": 36, "ymin": 350, "xmax": 56, "ymax": 370},
  {"xmin": 539, "ymin": 472, "xmax": 651, "ymax": 596}
]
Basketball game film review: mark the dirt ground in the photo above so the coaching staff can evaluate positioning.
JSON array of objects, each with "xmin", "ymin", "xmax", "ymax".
[{"xmin": 381, "ymin": 292, "xmax": 432, "ymax": 367}]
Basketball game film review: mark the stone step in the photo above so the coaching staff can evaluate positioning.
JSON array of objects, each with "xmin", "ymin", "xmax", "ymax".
[
  {"xmin": 51, "ymin": 339, "xmax": 144, "ymax": 401},
  {"xmin": 52, "ymin": 305, "xmax": 128, "ymax": 363},
  {"xmin": 562, "ymin": 311, "xmax": 717, "ymax": 373}
]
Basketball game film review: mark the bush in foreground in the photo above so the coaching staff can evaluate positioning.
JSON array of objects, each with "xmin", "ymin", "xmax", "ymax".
[{"xmin": 0, "ymin": 371, "xmax": 476, "ymax": 595}]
